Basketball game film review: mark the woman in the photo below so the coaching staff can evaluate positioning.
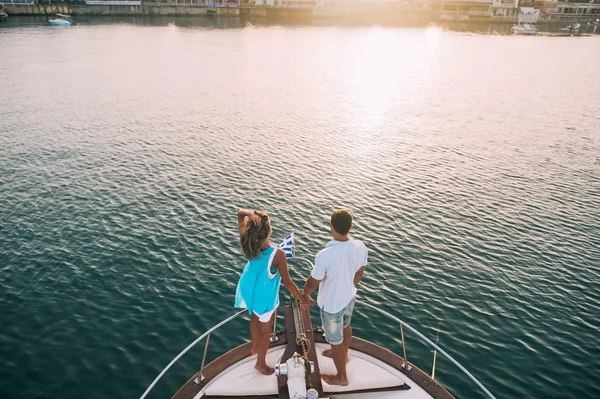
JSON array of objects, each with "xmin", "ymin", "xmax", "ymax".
[{"xmin": 234, "ymin": 209, "xmax": 308, "ymax": 375}]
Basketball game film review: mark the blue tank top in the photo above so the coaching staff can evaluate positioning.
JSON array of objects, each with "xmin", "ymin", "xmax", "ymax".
[{"xmin": 234, "ymin": 246, "xmax": 281, "ymax": 315}]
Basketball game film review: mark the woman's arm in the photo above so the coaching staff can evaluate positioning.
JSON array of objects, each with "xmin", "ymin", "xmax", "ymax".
[
  {"xmin": 237, "ymin": 209, "xmax": 260, "ymax": 236},
  {"xmin": 274, "ymin": 249, "xmax": 310, "ymax": 304}
]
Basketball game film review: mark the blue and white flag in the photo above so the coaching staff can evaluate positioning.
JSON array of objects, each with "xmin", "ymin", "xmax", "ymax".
[{"xmin": 277, "ymin": 232, "xmax": 295, "ymax": 259}]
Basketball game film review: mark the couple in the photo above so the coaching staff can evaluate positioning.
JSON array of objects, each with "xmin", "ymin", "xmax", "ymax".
[{"xmin": 234, "ymin": 208, "xmax": 368, "ymax": 386}]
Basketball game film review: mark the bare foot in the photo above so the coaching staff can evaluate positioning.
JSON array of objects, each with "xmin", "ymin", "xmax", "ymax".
[
  {"xmin": 254, "ymin": 363, "xmax": 275, "ymax": 375},
  {"xmin": 321, "ymin": 374, "xmax": 349, "ymax": 386},
  {"xmin": 321, "ymin": 349, "xmax": 349, "ymax": 363}
]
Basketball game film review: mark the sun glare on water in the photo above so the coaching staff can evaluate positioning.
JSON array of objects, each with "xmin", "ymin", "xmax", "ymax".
[{"xmin": 346, "ymin": 27, "xmax": 441, "ymax": 129}]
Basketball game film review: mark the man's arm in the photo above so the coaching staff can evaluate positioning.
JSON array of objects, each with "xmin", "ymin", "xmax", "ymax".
[
  {"xmin": 303, "ymin": 275, "xmax": 321, "ymax": 298},
  {"xmin": 353, "ymin": 242, "xmax": 368, "ymax": 287},
  {"xmin": 304, "ymin": 253, "xmax": 326, "ymax": 298},
  {"xmin": 353, "ymin": 265, "xmax": 366, "ymax": 287}
]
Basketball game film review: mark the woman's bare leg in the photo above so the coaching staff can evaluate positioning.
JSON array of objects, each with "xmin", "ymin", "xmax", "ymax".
[
  {"xmin": 250, "ymin": 314, "xmax": 260, "ymax": 355},
  {"xmin": 254, "ymin": 315, "xmax": 275, "ymax": 375}
]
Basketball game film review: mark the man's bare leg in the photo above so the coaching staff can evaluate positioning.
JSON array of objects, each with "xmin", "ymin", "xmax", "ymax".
[
  {"xmin": 322, "ymin": 325, "xmax": 352, "ymax": 363},
  {"xmin": 343, "ymin": 325, "xmax": 352, "ymax": 359},
  {"xmin": 321, "ymin": 343, "xmax": 349, "ymax": 386}
]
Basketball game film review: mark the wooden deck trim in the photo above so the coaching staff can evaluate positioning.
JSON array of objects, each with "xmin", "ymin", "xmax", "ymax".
[
  {"xmin": 171, "ymin": 331, "xmax": 287, "ymax": 399},
  {"xmin": 277, "ymin": 305, "xmax": 324, "ymax": 398},
  {"xmin": 203, "ymin": 383, "xmax": 409, "ymax": 398},
  {"xmin": 314, "ymin": 334, "xmax": 455, "ymax": 399},
  {"xmin": 173, "ymin": 326, "xmax": 454, "ymax": 399},
  {"xmin": 324, "ymin": 383, "xmax": 411, "ymax": 396}
]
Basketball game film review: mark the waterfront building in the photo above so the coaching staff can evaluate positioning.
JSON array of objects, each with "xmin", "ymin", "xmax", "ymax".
[
  {"xmin": 253, "ymin": 0, "xmax": 323, "ymax": 6},
  {"xmin": 433, "ymin": 0, "xmax": 493, "ymax": 17},
  {"xmin": 518, "ymin": 6, "xmax": 540, "ymax": 22},
  {"xmin": 551, "ymin": 1, "xmax": 600, "ymax": 18},
  {"xmin": 491, "ymin": 0, "xmax": 517, "ymax": 17}
]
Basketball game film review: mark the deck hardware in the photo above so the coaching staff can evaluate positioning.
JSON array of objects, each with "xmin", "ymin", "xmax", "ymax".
[
  {"xmin": 194, "ymin": 333, "xmax": 211, "ymax": 384},
  {"xmin": 270, "ymin": 308, "xmax": 279, "ymax": 343},
  {"xmin": 400, "ymin": 324, "xmax": 411, "ymax": 370},
  {"xmin": 431, "ymin": 323, "xmax": 441, "ymax": 379}
]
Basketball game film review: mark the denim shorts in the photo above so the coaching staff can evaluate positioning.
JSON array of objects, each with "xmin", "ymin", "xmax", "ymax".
[{"xmin": 320, "ymin": 297, "xmax": 356, "ymax": 345}]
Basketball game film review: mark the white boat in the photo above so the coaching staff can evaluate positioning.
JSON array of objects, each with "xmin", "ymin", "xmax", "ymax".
[
  {"xmin": 139, "ymin": 256, "xmax": 497, "ymax": 399},
  {"xmin": 511, "ymin": 24, "xmax": 537, "ymax": 35},
  {"xmin": 48, "ymin": 14, "xmax": 75, "ymax": 26},
  {"xmin": 0, "ymin": 3, "xmax": 8, "ymax": 20},
  {"xmin": 559, "ymin": 23, "xmax": 581, "ymax": 36}
]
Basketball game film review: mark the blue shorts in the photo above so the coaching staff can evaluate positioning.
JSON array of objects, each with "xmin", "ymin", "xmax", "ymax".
[{"xmin": 320, "ymin": 297, "xmax": 356, "ymax": 345}]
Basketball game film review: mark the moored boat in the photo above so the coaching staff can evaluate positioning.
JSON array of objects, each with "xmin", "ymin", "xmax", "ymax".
[
  {"xmin": 48, "ymin": 14, "xmax": 75, "ymax": 26},
  {"xmin": 0, "ymin": 3, "xmax": 8, "ymax": 20},
  {"xmin": 139, "ymin": 256, "xmax": 496, "ymax": 399},
  {"xmin": 511, "ymin": 24, "xmax": 537, "ymax": 35},
  {"xmin": 559, "ymin": 23, "xmax": 581, "ymax": 35}
]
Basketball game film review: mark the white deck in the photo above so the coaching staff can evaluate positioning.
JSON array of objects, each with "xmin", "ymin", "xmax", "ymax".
[{"xmin": 195, "ymin": 343, "xmax": 434, "ymax": 398}]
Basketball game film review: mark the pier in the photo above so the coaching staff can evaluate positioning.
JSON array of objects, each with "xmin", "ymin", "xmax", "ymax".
[{"xmin": 3, "ymin": 0, "xmax": 600, "ymax": 23}]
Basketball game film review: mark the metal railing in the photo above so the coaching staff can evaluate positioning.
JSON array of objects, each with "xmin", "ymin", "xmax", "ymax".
[
  {"xmin": 356, "ymin": 300, "xmax": 496, "ymax": 399},
  {"xmin": 5, "ymin": 0, "xmax": 37, "ymax": 4},
  {"xmin": 289, "ymin": 256, "xmax": 495, "ymax": 399},
  {"xmin": 139, "ymin": 309, "xmax": 246, "ymax": 399},
  {"xmin": 140, "ymin": 256, "xmax": 495, "ymax": 399},
  {"xmin": 139, "ymin": 302, "xmax": 495, "ymax": 399},
  {"xmin": 86, "ymin": 1, "xmax": 141, "ymax": 5}
]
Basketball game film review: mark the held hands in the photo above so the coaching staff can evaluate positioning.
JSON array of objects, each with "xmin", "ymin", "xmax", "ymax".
[{"xmin": 298, "ymin": 293, "xmax": 315, "ymax": 307}]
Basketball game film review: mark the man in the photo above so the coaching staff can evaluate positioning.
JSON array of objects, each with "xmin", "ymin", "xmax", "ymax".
[{"xmin": 303, "ymin": 209, "xmax": 368, "ymax": 386}]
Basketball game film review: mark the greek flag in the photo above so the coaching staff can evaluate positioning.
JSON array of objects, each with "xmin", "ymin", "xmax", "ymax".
[{"xmin": 277, "ymin": 232, "xmax": 295, "ymax": 259}]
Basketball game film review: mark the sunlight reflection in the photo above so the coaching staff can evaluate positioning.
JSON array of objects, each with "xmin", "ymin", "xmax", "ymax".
[{"xmin": 348, "ymin": 28, "xmax": 440, "ymax": 133}]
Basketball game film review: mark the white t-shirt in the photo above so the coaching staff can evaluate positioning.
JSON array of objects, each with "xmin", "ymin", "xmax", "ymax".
[{"xmin": 311, "ymin": 238, "xmax": 368, "ymax": 314}]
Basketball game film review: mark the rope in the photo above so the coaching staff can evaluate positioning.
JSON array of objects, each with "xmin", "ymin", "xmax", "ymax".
[{"xmin": 291, "ymin": 298, "xmax": 312, "ymax": 388}]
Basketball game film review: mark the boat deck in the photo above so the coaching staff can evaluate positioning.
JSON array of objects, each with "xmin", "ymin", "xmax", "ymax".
[
  {"xmin": 171, "ymin": 304, "xmax": 454, "ymax": 399},
  {"xmin": 195, "ymin": 343, "xmax": 434, "ymax": 398}
]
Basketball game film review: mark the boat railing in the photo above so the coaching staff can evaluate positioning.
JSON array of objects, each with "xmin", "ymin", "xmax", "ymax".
[
  {"xmin": 355, "ymin": 300, "xmax": 496, "ymax": 399},
  {"xmin": 139, "ymin": 309, "xmax": 246, "ymax": 399},
  {"xmin": 140, "ymin": 256, "xmax": 495, "ymax": 399},
  {"xmin": 288, "ymin": 256, "xmax": 496, "ymax": 399}
]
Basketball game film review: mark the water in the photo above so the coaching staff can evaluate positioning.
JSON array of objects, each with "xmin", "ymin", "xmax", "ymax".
[{"xmin": 1, "ymin": 19, "xmax": 599, "ymax": 399}]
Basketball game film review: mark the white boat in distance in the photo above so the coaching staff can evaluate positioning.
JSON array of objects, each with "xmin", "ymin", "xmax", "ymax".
[
  {"xmin": 139, "ymin": 256, "xmax": 497, "ymax": 399},
  {"xmin": 49, "ymin": 14, "xmax": 75, "ymax": 26},
  {"xmin": 511, "ymin": 24, "xmax": 537, "ymax": 35},
  {"xmin": 0, "ymin": 3, "xmax": 8, "ymax": 20},
  {"xmin": 560, "ymin": 23, "xmax": 581, "ymax": 35}
]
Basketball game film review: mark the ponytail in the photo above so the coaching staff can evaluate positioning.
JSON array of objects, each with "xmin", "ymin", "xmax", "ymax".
[{"xmin": 240, "ymin": 211, "xmax": 271, "ymax": 260}]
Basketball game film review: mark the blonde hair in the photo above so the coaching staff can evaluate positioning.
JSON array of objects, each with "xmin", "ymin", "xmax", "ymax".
[{"xmin": 240, "ymin": 211, "xmax": 271, "ymax": 260}]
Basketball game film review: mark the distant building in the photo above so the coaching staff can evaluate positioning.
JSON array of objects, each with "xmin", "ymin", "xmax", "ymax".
[
  {"xmin": 551, "ymin": 1, "xmax": 600, "ymax": 18},
  {"xmin": 491, "ymin": 0, "xmax": 518, "ymax": 17},
  {"xmin": 433, "ymin": 0, "xmax": 493, "ymax": 16},
  {"xmin": 518, "ymin": 6, "xmax": 540, "ymax": 22},
  {"xmin": 253, "ymin": 0, "xmax": 323, "ymax": 6}
]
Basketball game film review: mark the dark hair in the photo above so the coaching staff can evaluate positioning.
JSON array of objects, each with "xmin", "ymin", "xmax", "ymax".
[
  {"xmin": 240, "ymin": 211, "xmax": 272, "ymax": 260},
  {"xmin": 331, "ymin": 209, "xmax": 352, "ymax": 235}
]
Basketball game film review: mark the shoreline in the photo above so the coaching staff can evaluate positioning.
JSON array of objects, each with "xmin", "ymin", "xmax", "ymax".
[{"xmin": 4, "ymin": 3, "xmax": 600, "ymax": 25}]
